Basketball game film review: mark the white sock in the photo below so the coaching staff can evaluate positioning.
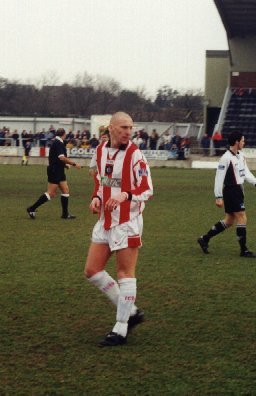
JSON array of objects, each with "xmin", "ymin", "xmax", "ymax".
[
  {"xmin": 88, "ymin": 271, "xmax": 119, "ymax": 305},
  {"xmin": 87, "ymin": 271, "xmax": 138, "ymax": 316},
  {"xmin": 113, "ymin": 278, "xmax": 137, "ymax": 337}
]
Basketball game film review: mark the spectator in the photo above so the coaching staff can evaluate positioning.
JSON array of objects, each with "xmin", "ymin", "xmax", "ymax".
[
  {"xmin": 132, "ymin": 131, "xmax": 143, "ymax": 147},
  {"xmin": 80, "ymin": 139, "xmax": 90, "ymax": 149},
  {"xmin": 149, "ymin": 129, "xmax": 159, "ymax": 150},
  {"xmin": 4, "ymin": 128, "xmax": 12, "ymax": 146},
  {"xmin": 12, "ymin": 129, "xmax": 20, "ymax": 147},
  {"xmin": 171, "ymin": 131, "xmax": 182, "ymax": 151},
  {"xmin": 140, "ymin": 129, "xmax": 149, "ymax": 146},
  {"xmin": 39, "ymin": 129, "xmax": 46, "ymax": 147},
  {"xmin": 200, "ymin": 133, "xmax": 210, "ymax": 156},
  {"xmin": 85, "ymin": 129, "xmax": 91, "ymax": 140},
  {"xmin": 162, "ymin": 131, "xmax": 172, "ymax": 150},
  {"xmin": 89, "ymin": 134, "xmax": 99, "ymax": 148},
  {"xmin": 46, "ymin": 127, "xmax": 55, "ymax": 147},
  {"xmin": 49, "ymin": 125, "xmax": 56, "ymax": 136},
  {"xmin": 0, "ymin": 129, "xmax": 5, "ymax": 146},
  {"xmin": 178, "ymin": 137, "xmax": 190, "ymax": 160},
  {"xmin": 71, "ymin": 137, "xmax": 78, "ymax": 147},
  {"xmin": 76, "ymin": 130, "xmax": 81, "ymax": 139},
  {"xmin": 139, "ymin": 139, "xmax": 147, "ymax": 150},
  {"xmin": 66, "ymin": 129, "xmax": 74, "ymax": 143},
  {"xmin": 212, "ymin": 130, "xmax": 222, "ymax": 156},
  {"xmin": 66, "ymin": 140, "xmax": 74, "ymax": 149}
]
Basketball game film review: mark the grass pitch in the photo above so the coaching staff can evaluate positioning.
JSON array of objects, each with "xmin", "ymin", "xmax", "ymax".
[{"xmin": 1, "ymin": 165, "xmax": 256, "ymax": 395}]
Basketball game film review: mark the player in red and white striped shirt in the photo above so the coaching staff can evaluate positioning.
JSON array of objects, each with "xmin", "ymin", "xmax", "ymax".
[{"xmin": 84, "ymin": 112, "xmax": 153, "ymax": 347}]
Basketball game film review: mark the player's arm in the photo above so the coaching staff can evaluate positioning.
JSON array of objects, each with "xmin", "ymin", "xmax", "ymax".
[
  {"xmin": 129, "ymin": 155, "xmax": 153, "ymax": 202},
  {"xmin": 89, "ymin": 151, "xmax": 97, "ymax": 177},
  {"xmin": 214, "ymin": 157, "xmax": 228, "ymax": 207},
  {"xmin": 124, "ymin": 151, "xmax": 153, "ymax": 203},
  {"xmin": 111, "ymin": 155, "xmax": 153, "ymax": 206},
  {"xmin": 58, "ymin": 154, "xmax": 81, "ymax": 169},
  {"xmin": 90, "ymin": 167, "xmax": 102, "ymax": 213},
  {"xmin": 244, "ymin": 158, "xmax": 256, "ymax": 185}
]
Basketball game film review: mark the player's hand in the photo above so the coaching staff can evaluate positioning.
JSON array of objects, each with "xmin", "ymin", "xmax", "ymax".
[
  {"xmin": 215, "ymin": 198, "xmax": 223, "ymax": 208},
  {"xmin": 75, "ymin": 164, "xmax": 82, "ymax": 169},
  {"xmin": 90, "ymin": 197, "xmax": 101, "ymax": 214},
  {"xmin": 105, "ymin": 193, "xmax": 128, "ymax": 211}
]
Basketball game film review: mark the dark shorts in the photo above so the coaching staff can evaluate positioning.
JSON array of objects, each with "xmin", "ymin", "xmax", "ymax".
[
  {"xmin": 223, "ymin": 185, "xmax": 245, "ymax": 213},
  {"xmin": 47, "ymin": 166, "xmax": 66, "ymax": 184}
]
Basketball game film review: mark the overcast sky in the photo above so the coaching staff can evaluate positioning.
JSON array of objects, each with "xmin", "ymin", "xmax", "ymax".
[{"xmin": 0, "ymin": 0, "xmax": 228, "ymax": 97}]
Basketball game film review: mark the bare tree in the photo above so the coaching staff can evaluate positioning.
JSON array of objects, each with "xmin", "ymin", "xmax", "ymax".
[
  {"xmin": 72, "ymin": 71, "xmax": 94, "ymax": 88},
  {"xmin": 0, "ymin": 74, "xmax": 203, "ymax": 122},
  {"xmin": 94, "ymin": 75, "xmax": 121, "ymax": 113},
  {"xmin": 36, "ymin": 70, "xmax": 60, "ymax": 89}
]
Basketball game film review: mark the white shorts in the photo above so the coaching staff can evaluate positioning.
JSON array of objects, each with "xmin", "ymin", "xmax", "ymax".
[{"xmin": 91, "ymin": 214, "xmax": 143, "ymax": 251}]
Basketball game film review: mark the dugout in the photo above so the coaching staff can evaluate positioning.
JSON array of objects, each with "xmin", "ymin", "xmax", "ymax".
[{"xmin": 205, "ymin": 0, "xmax": 256, "ymax": 147}]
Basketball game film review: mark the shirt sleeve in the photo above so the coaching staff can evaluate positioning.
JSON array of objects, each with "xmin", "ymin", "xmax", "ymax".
[
  {"xmin": 130, "ymin": 151, "xmax": 153, "ymax": 202},
  {"xmin": 56, "ymin": 141, "xmax": 66, "ymax": 158},
  {"xmin": 92, "ymin": 169, "xmax": 102, "ymax": 199},
  {"xmin": 89, "ymin": 151, "xmax": 96, "ymax": 169},
  {"xmin": 244, "ymin": 157, "xmax": 256, "ymax": 185},
  {"xmin": 214, "ymin": 156, "xmax": 229, "ymax": 198}
]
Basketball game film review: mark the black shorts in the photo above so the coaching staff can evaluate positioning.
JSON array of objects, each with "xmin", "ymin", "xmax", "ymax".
[
  {"xmin": 47, "ymin": 166, "xmax": 66, "ymax": 184},
  {"xmin": 223, "ymin": 185, "xmax": 245, "ymax": 213}
]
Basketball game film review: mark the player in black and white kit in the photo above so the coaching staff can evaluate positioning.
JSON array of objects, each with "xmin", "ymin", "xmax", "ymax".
[
  {"xmin": 198, "ymin": 131, "xmax": 256, "ymax": 258},
  {"xmin": 27, "ymin": 128, "xmax": 81, "ymax": 219}
]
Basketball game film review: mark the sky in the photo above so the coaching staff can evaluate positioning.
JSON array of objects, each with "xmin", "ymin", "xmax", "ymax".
[{"xmin": 0, "ymin": 0, "xmax": 228, "ymax": 97}]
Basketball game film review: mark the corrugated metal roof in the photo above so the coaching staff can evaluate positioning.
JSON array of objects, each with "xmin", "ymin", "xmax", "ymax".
[{"xmin": 214, "ymin": 0, "xmax": 256, "ymax": 38}]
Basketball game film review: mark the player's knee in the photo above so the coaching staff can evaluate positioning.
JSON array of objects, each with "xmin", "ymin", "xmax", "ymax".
[
  {"xmin": 236, "ymin": 213, "xmax": 247, "ymax": 224},
  {"xmin": 84, "ymin": 267, "xmax": 97, "ymax": 278}
]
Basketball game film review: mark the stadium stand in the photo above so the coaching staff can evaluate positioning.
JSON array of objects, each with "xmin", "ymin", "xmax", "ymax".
[
  {"xmin": 222, "ymin": 89, "xmax": 256, "ymax": 147},
  {"xmin": 205, "ymin": 1, "xmax": 256, "ymax": 148}
]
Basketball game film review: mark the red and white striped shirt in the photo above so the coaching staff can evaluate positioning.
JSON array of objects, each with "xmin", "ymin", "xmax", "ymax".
[{"xmin": 92, "ymin": 140, "xmax": 153, "ymax": 230}]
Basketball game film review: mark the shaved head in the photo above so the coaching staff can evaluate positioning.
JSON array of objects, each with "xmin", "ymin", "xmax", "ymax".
[
  {"xmin": 109, "ymin": 112, "xmax": 133, "ymax": 148},
  {"xmin": 110, "ymin": 112, "xmax": 133, "ymax": 126}
]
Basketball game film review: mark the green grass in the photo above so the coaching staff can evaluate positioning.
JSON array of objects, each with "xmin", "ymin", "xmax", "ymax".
[{"xmin": 1, "ymin": 165, "xmax": 256, "ymax": 395}]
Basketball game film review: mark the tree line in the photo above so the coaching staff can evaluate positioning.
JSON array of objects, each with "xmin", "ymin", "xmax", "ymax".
[{"xmin": 0, "ymin": 73, "xmax": 203, "ymax": 122}]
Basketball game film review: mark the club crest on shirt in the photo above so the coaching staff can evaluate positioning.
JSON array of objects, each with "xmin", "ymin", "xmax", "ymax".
[
  {"xmin": 138, "ymin": 168, "xmax": 148, "ymax": 176},
  {"xmin": 105, "ymin": 164, "xmax": 113, "ymax": 175}
]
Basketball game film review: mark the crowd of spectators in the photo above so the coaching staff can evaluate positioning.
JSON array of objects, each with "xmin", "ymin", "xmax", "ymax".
[
  {"xmin": 132, "ymin": 129, "xmax": 190, "ymax": 159},
  {"xmin": 0, "ymin": 125, "xmax": 95, "ymax": 149},
  {"xmin": 0, "ymin": 124, "xmax": 190, "ymax": 159}
]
